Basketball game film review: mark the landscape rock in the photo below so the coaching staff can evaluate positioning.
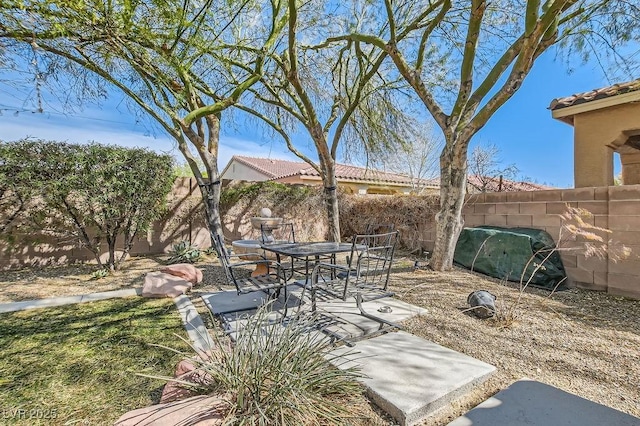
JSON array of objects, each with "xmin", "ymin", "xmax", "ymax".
[
  {"xmin": 160, "ymin": 358, "xmax": 215, "ymax": 403},
  {"xmin": 114, "ymin": 395, "xmax": 225, "ymax": 426},
  {"xmin": 142, "ymin": 272, "xmax": 192, "ymax": 298},
  {"xmin": 161, "ymin": 263, "xmax": 204, "ymax": 285}
]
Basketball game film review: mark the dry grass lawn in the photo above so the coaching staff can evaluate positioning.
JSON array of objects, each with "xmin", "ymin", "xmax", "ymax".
[{"xmin": 0, "ymin": 253, "xmax": 638, "ymax": 425}]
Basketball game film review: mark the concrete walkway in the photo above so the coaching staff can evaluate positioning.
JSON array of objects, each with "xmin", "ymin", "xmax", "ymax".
[
  {"xmin": 448, "ymin": 378, "xmax": 640, "ymax": 426},
  {"xmin": 0, "ymin": 288, "xmax": 142, "ymax": 313}
]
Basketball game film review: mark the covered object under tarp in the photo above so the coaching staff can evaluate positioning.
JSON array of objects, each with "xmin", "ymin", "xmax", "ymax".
[{"xmin": 453, "ymin": 226, "xmax": 567, "ymax": 290}]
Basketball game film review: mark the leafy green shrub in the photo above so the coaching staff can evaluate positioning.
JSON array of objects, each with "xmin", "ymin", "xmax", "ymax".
[
  {"xmin": 167, "ymin": 241, "xmax": 202, "ymax": 264},
  {"xmin": 158, "ymin": 306, "xmax": 365, "ymax": 424},
  {"xmin": 0, "ymin": 139, "xmax": 175, "ymax": 271}
]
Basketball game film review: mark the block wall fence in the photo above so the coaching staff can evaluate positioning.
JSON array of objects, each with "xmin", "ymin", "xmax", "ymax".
[
  {"xmin": 459, "ymin": 185, "xmax": 640, "ymax": 299},
  {"xmin": 1, "ymin": 178, "xmax": 639, "ymax": 299}
]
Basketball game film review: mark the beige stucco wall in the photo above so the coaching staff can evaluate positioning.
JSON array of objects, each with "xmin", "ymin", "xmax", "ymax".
[
  {"xmin": 573, "ymin": 103, "xmax": 640, "ymax": 187},
  {"xmin": 221, "ymin": 160, "xmax": 271, "ymax": 182},
  {"xmin": 273, "ymin": 174, "xmax": 414, "ymax": 195}
]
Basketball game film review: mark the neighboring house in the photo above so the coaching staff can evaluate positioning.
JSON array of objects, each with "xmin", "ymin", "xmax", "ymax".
[
  {"xmin": 550, "ymin": 78, "xmax": 640, "ymax": 188},
  {"xmin": 466, "ymin": 175, "xmax": 554, "ymax": 193},
  {"xmin": 221, "ymin": 155, "xmax": 439, "ymax": 195}
]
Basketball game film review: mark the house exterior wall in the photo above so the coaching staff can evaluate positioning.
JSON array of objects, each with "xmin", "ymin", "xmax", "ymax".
[
  {"xmin": 573, "ymin": 102, "xmax": 640, "ymax": 187},
  {"xmin": 272, "ymin": 175, "xmax": 414, "ymax": 195},
  {"xmin": 221, "ymin": 160, "xmax": 271, "ymax": 182}
]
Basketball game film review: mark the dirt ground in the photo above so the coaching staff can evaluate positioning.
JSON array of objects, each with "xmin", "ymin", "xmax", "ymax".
[{"xmin": 1, "ymin": 253, "xmax": 638, "ymax": 425}]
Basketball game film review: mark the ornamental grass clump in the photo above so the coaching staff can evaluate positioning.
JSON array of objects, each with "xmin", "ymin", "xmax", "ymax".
[{"xmin": 159, "ymin": 304, "xmax": 365, "ymax": 425}]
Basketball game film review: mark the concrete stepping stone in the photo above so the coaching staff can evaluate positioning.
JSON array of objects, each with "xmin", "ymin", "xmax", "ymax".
[
  {"xmin": 329, "ymin": 331, "xmax": 496, "ymax": 426},
  {"xmin": 316, "ymin": 297, "xmax": 428, "ymax": 341},
  {"xmin": 448, "ymin": 378, "xmax": 640, "ymax": 426}
]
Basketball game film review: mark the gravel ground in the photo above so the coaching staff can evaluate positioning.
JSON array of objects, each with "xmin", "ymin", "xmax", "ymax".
[{"xmin": 1, "ymin": 254, "xmax": 638, "ymax": 425}]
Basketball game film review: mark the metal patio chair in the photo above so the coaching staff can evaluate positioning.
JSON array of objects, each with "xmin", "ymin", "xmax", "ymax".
[
  {"xmin": 213, "ymin": 233, "xmax": 289, "ymax": 309},
  {"xmin": 308, "ymin": 230, "xmax": 400, "ymax": 343}
]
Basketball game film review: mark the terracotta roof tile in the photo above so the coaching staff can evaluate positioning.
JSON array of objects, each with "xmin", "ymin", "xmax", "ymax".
[
  {"xmin": 232, "ymin": 155, "xmax": 438, "ymax": 187},
  {"xmin": 233, "ymin": 156, "xmax": 312, "ymax": 179},
  {"xmin": 549, "ymin": 78, "xmax": 640, "ymax": 111},
  {"xmin": 466, "ymin": 175, "xmax": 554, "ymax": 192}
]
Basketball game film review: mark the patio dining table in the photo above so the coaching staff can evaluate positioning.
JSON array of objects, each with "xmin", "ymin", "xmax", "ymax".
[{"xmin": 260, "ymin": 241, "xmax": 365, "ymax": 285}]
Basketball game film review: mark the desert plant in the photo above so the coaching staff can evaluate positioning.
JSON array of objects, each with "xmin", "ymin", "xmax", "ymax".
[
  {"xmin": 91, "ymin": 268, "xmax": 110, "ymax": 280},
  {"xmin": 151, "ymin": 305, "xmax": 365, "ymax": 425},
  {"xmin": 167, "ymin": 241, "xmax": 202, "ymax": 264}
]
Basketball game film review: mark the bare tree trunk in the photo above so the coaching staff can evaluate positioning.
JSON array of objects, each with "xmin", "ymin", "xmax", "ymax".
[
  {"xmin": 200, "ymin": 177, "xmax": 223, "ymax": 244},
  {"xmin": 324, "ymin": 171, "xmax": 341, "ymax": 242},
  {"xmin": 431, "ymin": 139, "xmax": 468, "ymax": 270}
]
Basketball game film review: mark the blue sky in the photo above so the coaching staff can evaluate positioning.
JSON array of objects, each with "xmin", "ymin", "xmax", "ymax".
[{"xmin": 0, "ymin": 51, "xmax": 627, "ymax": 188}]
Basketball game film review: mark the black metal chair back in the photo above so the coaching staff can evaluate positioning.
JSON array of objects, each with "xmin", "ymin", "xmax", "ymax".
[
  {"xmin": 212, "ymin": 233, "xmax": 291, "ymax": 316},
  {"xmin": 342, "ymin": 230, "xmax": 398, "ymax": 300}
]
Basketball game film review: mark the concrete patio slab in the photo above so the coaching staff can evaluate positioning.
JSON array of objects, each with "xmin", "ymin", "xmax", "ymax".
[
  {"xmin": 200, "ymin": 286, "xmax": 303, "ymax": 315},
  {"xmin": 204, "ymin": 288, "xmax": 427, "ymax": 344},
  {"xmin": 317, "ymin": 297, "xmax": 428, "ymax": 341},
  {"xmin": 330, "ymin": 331, "xmax": 496, "ymax": 426},
  {"xmin": 448, "ymin": 378, "xmax": 640, "ymax": 426},
  {"xmin": 0, "ymin": 288, "xmax": 142, "ymax": 313}
]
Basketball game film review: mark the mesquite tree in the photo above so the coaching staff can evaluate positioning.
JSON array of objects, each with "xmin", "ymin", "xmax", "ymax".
[
  {"xmin": 0, "ymin": 0, "xmax": 288, "ymax": 243},
  {"xmin": 316, "ymin": 0, "xmax": 640, "ymax": 269},
  {"xmin": 237, "ymin": 0, "xmax": 413, "ymax": 241},
  {"xmin": 0, "ymin": 140, "xmax": 174, "ymax": 271}
]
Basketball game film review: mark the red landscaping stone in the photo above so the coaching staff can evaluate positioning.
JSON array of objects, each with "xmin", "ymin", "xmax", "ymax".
[
  {"xmin": 161, "ymin": 263, "xmax": 204, "ymax": 285},
  {"xmin": 142, "ymin": 272, "xmax": 192, "ymax": 298},
  {"xmin": 114, "ymin": 395, "xmax": 225, "ymax": 426}
]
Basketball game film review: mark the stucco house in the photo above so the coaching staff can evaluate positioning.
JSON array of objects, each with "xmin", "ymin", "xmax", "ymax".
[
  {"xmin": 550, "ymin": 78, "xmax": 640, "ymax": 187},
  {"xmin": 221, "ymin": 155, "xmax": 439, "ymax": 195}
]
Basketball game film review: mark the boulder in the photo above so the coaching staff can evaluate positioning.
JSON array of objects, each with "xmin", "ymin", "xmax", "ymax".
[
  {"xmin": 160, "ymin": 358, "xmax": 214, "ymax": 404},
  {"xmin": 142, "ymin": 272, "xmax": 192, "ymax": 298},
  {"xmin": 114, "ymin": 395, "xmax": 225, "ymax": 426},
  {"xmin": 161, "ymin": 263, "xmax": 204, "ymax": 285}
]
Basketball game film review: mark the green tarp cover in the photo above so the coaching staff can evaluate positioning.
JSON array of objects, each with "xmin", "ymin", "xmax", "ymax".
[{"xmin": 453, "ymin": 226, "xmax": 567, "ymax": 290}]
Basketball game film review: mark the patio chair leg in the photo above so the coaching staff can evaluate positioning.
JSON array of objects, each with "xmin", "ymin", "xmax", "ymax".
[{"xmin": 355, "ymin": 293, "xmax": 402, "ymax": 332}]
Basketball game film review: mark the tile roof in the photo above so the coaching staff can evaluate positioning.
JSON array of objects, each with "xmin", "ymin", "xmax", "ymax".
[
  {"xmin": 232, "ymin": 155, "xmax": 438, "ymax": 187},
  {"xmin": 549, "ymin": 78, "xmax": 640, "ymax": 111},
  {"xmin": 233, "ymin": 156, "xmax": 310, "ymax": 179},
  {"xmin": 466, "ymin": 175, "xmax": 554, "ymax": 192}
]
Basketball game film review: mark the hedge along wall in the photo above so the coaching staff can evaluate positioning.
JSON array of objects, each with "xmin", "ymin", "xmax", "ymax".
[
  {"xmin": 220, "ymin": 181, "xmax": 328, "ymax": 242},
  {"xmin": 0, "ymin": 177, "xmax": 207, "ymax": 270}
]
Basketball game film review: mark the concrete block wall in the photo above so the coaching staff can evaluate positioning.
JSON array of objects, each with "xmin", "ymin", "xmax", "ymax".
[
  {"xmin": 2, "ymin": 176, "xmax": 639, "ymax": 300},
  {"xmin": 461, "ymin": 185, "xmax": 640, "ymax": 299}
]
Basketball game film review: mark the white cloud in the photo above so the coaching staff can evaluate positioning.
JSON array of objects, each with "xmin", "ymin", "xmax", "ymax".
[{"xmin": 0, "ymin": 112, "xmax": 304, "ymax": 169}]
